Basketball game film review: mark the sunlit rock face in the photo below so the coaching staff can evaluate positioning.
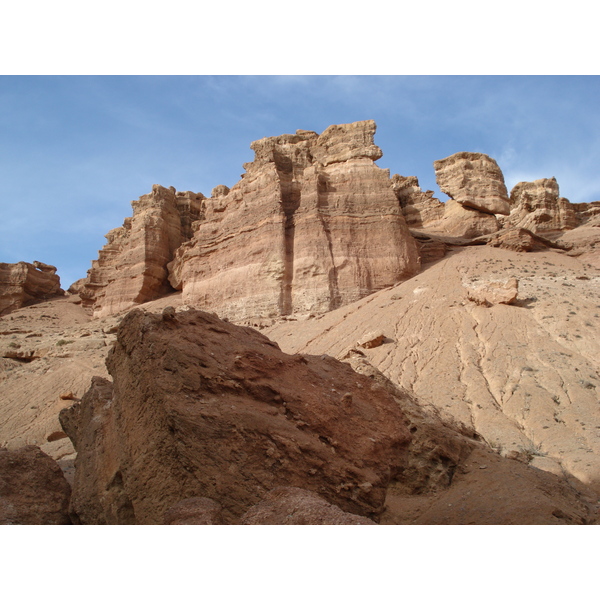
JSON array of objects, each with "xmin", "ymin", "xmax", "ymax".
[
  {"xmin": 502, "ymin": 177, "xmax": 579, "ymax": 234},
  {"xmin": 434, "ymin": 151, "xmax": 511, "ymax": 216},
  {"xmin": 391, "ymin": 174, "xmax": 445, "ymax": 228},
  {"xmin": 0, "ymin": 261, "xmax": 63, "ymax": 316},
  {"xmin": 81, "ymin": 185, "xmax": 204, "ymax": 319},
  {"xmin": 168, "ymin": 120, "xmax": 420, "ymax": 322}
]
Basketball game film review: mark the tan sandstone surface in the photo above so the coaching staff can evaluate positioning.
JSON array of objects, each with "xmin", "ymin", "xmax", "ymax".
[
  {"xmin": 434, "ymin": 151, "xmax": 511, "ymax": 216},
  {"xmin": 168, "ymin": 121, "xmax": 420, "ymax": 322}
]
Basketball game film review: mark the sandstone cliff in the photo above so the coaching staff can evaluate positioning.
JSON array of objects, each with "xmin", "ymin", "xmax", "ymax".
[
  {"xmin": 0, "ymin": 261, "xmax": 63, "ymax": 316},
  {"xmin": 391, "ymin": 174, "xmax": 445, "ymax": 228},
  {"xmin": 81, "ymin": 185, "xmax": 204, "ymax": 319},
  {"xmin": 168, "ymin": 121, "xmax": 420, "ymax": 322}
]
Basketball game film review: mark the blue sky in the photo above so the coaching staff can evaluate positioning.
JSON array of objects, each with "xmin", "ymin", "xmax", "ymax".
[{"xmin": 1, "ymin": 75, "xmax": 599, "ymax": 288}]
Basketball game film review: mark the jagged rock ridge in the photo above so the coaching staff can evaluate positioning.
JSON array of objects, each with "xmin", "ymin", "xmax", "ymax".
[{"xmin": 80, "ymin": 185, "xmax": 204, "ymax": 319}]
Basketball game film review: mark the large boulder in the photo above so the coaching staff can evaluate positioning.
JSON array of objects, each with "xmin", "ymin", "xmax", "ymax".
[
  {"xmin": 0, "ymin": 445, "xmax": 71, "ymax": 524},
  {"xmin": 434, "ymin": 152, "xmax": 511, "ymax": 216},
  {"xmin": 60, "ymin": 308, "xmax": 412, "ymax": 524},
  {"xmin": 0, "ymin": 261, "xmax": 63, "ymax": 316}
]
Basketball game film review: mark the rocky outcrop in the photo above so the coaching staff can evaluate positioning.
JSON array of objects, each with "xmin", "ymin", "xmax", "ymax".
[
  {"xmin": 391, "ymin": 174, "xmax": 445, "ymax": 228},
  {"xmin": 434, "ymin": 152, "xmax": 511, "ymax": 216},
  {"xmin": 0, "ymin": 445, "xmax": 71, "ymax": 524},
  {"xmin": 81, "ymin": 185, "xmax": 204, "ymax": 319},
  {"xmin": 502, "ymin": 178, "xmax": 578, "ymax": 233},
  {"xmin": 0, "ymin": 261, "xmax": 63, "ymax": 316},
  {"xmin": 168, "ymin": 121, "xmax": 420, "ymax": 322},
  {"xmin": 464, "ymin": 277, "xmax": 519, "ymax": 306},
  {"xmin": 434, "ymin": 199, "xmax": 500, "ymax": 238},
  {"xmin": 483, "ymin": 227, "xmax": 571, "ymax": 252},
  {"xmin": 239, "ymin": 487, "xmax": 376, "ymax": 525},
  {"xmin": 60, "ymin": 308, "xmax": 412, "ymax": 524}
]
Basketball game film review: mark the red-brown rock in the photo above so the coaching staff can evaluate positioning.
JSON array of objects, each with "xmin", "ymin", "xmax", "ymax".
[
  {"xmin": 391, "ymin": 174, "xmax": 445, "ymax": 228},
  {"xmin": 81, "ymin": 185, "xmax": 204, "ymax": 318},
  {"xmin": 503, "ymin": 177, "xmax": 579, "ymax": 233},
  {"xmin": 0, "ymin": 445, "xmax": 71, "ymax": 524},
  {"xmin": 239, "ymin": 487, "xmax": 376, "ymax": 524},
  {"xmin": 163, "ymin": 497, "xmax": 223, "ymax": 524},
  {"xmin": 60, "ymin": 308, "xmax": 412, "ymax": 524},
  {"xmin": 0, "ymin": 261, "xmax": 63, "ymax": 316}
]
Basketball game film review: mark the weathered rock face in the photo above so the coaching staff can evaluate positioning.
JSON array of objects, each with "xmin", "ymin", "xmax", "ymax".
[
  {"xmin": 0, "ymin": 445, "xmax": 71, "ymax": 524},
  {"xmin": 502, "ymin": 178, "xmax": 579, "ymax": 233},
  {"xmin": 81, "ymin": 185, "xmax": 204, "ymax": 319},
  {"xmin": 239, "ymin": 487, "xmax": 376, "ymax": 525},
  {"xmin": 60, "ymin": 308, "xmax": 412, "ymax": 524},
  {"xmin": 163, "ymin": 497, "xmax": 224, "ymax": 525},
  {"xmin": 0, "ymin": 261, "xmax": 63, "ymax": 316},
  {"xmin": 391, "ymin": 174, "xmax": 445, "ymax": 228},
  {"xmin": 434, "ymin": 152, "xmax": 511, "ymax": 216},
  {"xmin": 168, "ymin": 121, "xmax": 420, "ymax": 322},
  {"xmin": 435, "ymin": 199, "xmax": 500, "ymax": 238}
]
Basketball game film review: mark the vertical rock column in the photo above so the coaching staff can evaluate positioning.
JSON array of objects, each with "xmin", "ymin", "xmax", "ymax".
[
  {"xmin": 168, "ymin": 132, "xmax": 317, "ymax": 322},
  {"xmin": 292, "ymin": 121, "xmax": 420, "ymax": 313}
]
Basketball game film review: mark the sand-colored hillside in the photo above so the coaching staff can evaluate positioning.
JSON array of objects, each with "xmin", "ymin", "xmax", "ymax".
[{"xmin": 266, "ymin": 240, "xmax": 600, "ymax": 492}]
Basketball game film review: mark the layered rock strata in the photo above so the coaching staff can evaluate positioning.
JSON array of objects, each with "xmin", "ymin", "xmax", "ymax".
[
  {"xmin": 81, "ymin": 185, "xmax": 204, "ymax": 319},
  {"xmin": 391, "ymin": 174, "xmax": 445, "ymax": 228},
  {"xmin": 0, "ymin": 261, "xmax": 63, "ymax": 316},
  {"xmin": 434, "ymin": 152, "xmax": 511, "ymax": 216},
  {"xmin": 435, "ymin": 199, "xmax": 501, "ymax": 238},
  {"xmin": 60, "ymin": 308, "xmax": 412, "ymax": 524},
  {"xmin": 168, "ymin": 121, "xmax": 420, "ymax": 322},
  {"xmin": 502, "ymin": 178, "xmax": 578, "ymax": 234}
]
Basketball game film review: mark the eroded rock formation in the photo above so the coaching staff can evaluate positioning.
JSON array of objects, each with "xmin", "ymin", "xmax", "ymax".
[
  {"xmin": 502, "ymin": 177, "xmax": 578, "ymax": 233},
  {"xmin": 60, "ymin": 308, "xmax": 412, "ymax": 524},
  {"xmin": 391, "ymin": 174, "xmax": 445, "ymax": 228},
  {"xmin": 434, "ymin": 199, "xmax": 501, "ymax": 238},
  {"xmin": 434, "ymin": 152, "xmax": 511, "ymax": 216},
  {"xmin": 168, "ymin": 121, "xmax": 420, "ymax": 322},
  {"xmin": 0, "ymin": 261, "xmax": 63, "ymax": 316},
  {"xmin": 81, "ymin": 185, "xmax": 204, "ymax": 318}
]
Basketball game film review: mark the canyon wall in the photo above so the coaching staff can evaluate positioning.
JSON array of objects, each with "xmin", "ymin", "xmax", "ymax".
[{"xmin": 168, "ymin": 120, "xmax": 420, "ymax": 322}]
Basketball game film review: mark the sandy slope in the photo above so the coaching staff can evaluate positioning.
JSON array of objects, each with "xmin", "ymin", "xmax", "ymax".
[{"xmin": 266, "ymin": 243, "xmax": 600, "ymax": 491}]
